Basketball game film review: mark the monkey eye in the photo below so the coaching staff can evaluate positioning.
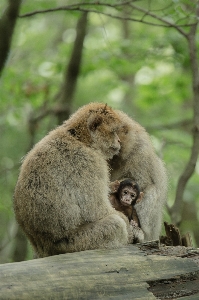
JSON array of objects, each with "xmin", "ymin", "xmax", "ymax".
[{"xmin": 131, "ymin": 193, "xmax": 136, "ymax": 199}]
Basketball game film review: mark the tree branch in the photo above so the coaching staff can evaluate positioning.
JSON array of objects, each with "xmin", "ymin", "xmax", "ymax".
[
  {"xmin": 0, "ymin": 0, "xmax": 22, "ymax": 76},
  {"xmin": 56, "ymin": 12, "xmax": 88, "ymax": 124},
  {"xmin": 19, "ymin": 2, "xmax": 132, "ymax": 18},
  {"xmin": 129, "ymin": 3, "xmax": 188, "ymax": 37},
  {"xmin": 19, "ymin": 2, "xmax": 195, "ymax": 31}
]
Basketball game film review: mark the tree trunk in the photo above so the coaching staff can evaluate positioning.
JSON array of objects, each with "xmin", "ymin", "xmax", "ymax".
[
  {"xmin": 171, "ymin": 9, "xmax": 199, "ymax": 225},
  {"xmin": 56, "ymin": 12, "xmax": 88, "ymax": 125},
  {"xmin": 0, "ymin": 0, "xmax": 22, "ymax": 75}
]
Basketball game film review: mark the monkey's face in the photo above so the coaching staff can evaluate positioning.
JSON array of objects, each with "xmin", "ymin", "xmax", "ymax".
[
  {"xmin": 87, "ymin": 113, "xmax": 121, "ymax": 159},
  {"xmin": 97, "ymin": 126, "xmax": 121, "ymax": 159},
  {"xmin": 120, "ymin": 186, "xmax": 137, "ymax": 206}
]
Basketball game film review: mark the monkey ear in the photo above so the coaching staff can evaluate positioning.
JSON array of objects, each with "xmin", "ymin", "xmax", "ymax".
[
  {"xmin": 87, "ymin": 114, "xmax": 103, "ymax": 131},
  {"xmin": 136, "ymin": 192, "xmax": 144, "ymax": 203}
]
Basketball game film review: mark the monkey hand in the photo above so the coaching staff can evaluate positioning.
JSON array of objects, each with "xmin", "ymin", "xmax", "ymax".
[
  {"xmin": 130, "ymin": 219, "xmax": 138, "ymax": 227},
  {"xmin": 109, "ymin": 180, "xmax": 120, "ymax": 193},
  {"xmin": 130, "ymin": 224, "xmax": 144, "ymax": 243}
]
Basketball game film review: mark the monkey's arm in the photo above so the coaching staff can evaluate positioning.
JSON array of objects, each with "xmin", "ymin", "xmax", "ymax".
[
  {"xmin": 111, "ymin": 208, "xmax": 143, "ymax": 244},
  {"xmin": 57, "ymin": 211, "xmax": 134, "ymax": 252},
  {"xmin": 130, "ymin": 223, "xmax": 144, "ymax": 243},
  {"xmin": 130, "ymin": 206, "xmax": 140, "ymax": 227},
  {"xmin": 113, "ymin": 209, "xmax": 135, "ymax": 243},
  {"xmin": 134, "ymin": 185, "xmax": 161, "ymax": 241}
]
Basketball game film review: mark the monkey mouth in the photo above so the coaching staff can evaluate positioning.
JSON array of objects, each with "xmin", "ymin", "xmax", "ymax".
[
  {"xmin": 110, "ymin": 146, "xmax": 120, "ymax": 155},
  {"xmin": 121, "ymin": 201, "xmax": 131, "ymax": 206},
  {"xmin": 108, "ymin": 149, "xmax": 120, "ymax": 159},
  {"xmin": 104, "ymin": 146, "xmax": 120, "ymax": 160}
]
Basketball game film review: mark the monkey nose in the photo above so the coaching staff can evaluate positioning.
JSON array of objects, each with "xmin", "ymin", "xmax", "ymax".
[
  {"xmin": 115, "ymin": 133, "xmax": 121, "ymax": 143},
  {"xmin": 126, "ymin": 199, "xmax": 131, "ymax": 203},
  {"xmin": 117, "ymin": 136, "xmax": 121, "ymax": 143}
]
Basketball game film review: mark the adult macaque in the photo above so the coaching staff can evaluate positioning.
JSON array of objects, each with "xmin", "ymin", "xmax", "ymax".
[
  {"xmin": 110, "ymin": 110, "xmax": 168, "ymax": 241},
  {"xmin": 109, "ymin": 179, "xmax": 144, "ymax": 227},
  {"xmin": 14, "ymin": 102, "xmax": 167, "ymax": 257},
  {"xmin": 14, "ymin": 103, "xmax": 135, "ymax": 258}
]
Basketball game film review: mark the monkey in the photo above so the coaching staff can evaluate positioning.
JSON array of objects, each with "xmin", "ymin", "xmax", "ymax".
[
  {"xmin": 13, "ymin": 103, "xmax": 137, "ymax": 258},
  {"xmin": 109, "ymin": 110, "xmax": 168, "ymax": 242},
  {"xmin": 109, "ymin": 179, "xmax": 144, "ymax": 228},
  {"xmin": 109, "ymin": 179, "xmax": 145, "ymax": 243}
]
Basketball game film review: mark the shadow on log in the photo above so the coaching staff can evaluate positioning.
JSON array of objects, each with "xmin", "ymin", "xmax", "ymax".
[{"xmin": 0, "ymin": 244, "xmax": 199, "ymax": 299}]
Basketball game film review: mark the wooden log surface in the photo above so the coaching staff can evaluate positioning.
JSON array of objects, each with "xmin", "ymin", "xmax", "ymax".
[{"xmin": 0, "ymin": 245, "xmax": 199, "ymax": 300}]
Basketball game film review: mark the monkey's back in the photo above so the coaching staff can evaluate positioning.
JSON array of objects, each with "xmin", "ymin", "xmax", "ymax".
[
  {"xmin": 14, "ymin": 126, "xmax": 112, "ymax": 244},
  {"xmin": 110, "ymin": 110, "xmax": 168, "ymax": 241},
  {"xmin": 111, "ymin": 110, "xmax": 167, "ymax": 201}
]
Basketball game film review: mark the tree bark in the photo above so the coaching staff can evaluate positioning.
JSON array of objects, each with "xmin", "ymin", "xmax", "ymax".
[
  {"xmin": 56, "ymin": 12, "xmax": 88, "ymax": 125},
  {"xmin": 170, "ymin": 7, "xmax": 199, "ymax": 225},
  {"xmin": 0, "ymin": 245, "xmax": 199, "ymax": 300},
  {"xmin": 0, "ymin": 0, "xmax": 22, "ymax": 76}
]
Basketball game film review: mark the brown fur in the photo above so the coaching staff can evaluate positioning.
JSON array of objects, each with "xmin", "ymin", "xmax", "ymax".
[
  {"xmin": 109, "ymin": 180, "xmax": 144, "ymax": 243},
  {"xmin": 110, "ymin": 110, "xmax": 168, "ymax": 241},
  {"xmin": 14, "ymin": 103, "xmax": 134, "ymax": 258},
  {"xmin": 109, "ymin": 180, "xmax": 142, "ymax": 226},
  {"xmin": 110, "ymin": 195, "xmax": 141, "ymax": 226}
]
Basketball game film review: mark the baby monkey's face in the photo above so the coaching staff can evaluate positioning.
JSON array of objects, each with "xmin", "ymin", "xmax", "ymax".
[{"xmin": 120, "ymin": 186, "xmax": 138, "ymax": 206}]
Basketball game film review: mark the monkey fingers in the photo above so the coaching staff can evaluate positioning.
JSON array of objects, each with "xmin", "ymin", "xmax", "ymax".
[{"xmin": 130, "ymin": 219, "xmax": 138, "ymax": 227}]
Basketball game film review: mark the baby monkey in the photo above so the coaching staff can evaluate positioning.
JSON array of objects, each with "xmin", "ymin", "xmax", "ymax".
[{"xmin": 109, "ymin": 179, "xmax": 144, "ymax": 227}]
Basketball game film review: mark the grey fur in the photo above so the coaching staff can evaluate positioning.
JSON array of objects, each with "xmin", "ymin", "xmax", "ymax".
[
  {"xmin": 110, "ymin": 110, "xmax": 168, "ymax": 241},
  {"xmin": 14, "ymin": 103, "xmax": 134, "ymax": 257}
]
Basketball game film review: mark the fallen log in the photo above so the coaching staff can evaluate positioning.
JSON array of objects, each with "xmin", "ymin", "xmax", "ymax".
[{"xmin": 0, "ymin": 244, "xmax": 199, "ymax": 299}]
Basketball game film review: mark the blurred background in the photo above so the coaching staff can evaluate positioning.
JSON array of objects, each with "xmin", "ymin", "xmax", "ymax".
[{"xmin": 0, "ymin": 0, "xmax": 199, "ymax": 263}]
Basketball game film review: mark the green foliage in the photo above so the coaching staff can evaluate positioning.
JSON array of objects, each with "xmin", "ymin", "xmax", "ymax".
[{"xmin": 0, "ymin": 0, "xmax": 199, "ymax": 261}]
